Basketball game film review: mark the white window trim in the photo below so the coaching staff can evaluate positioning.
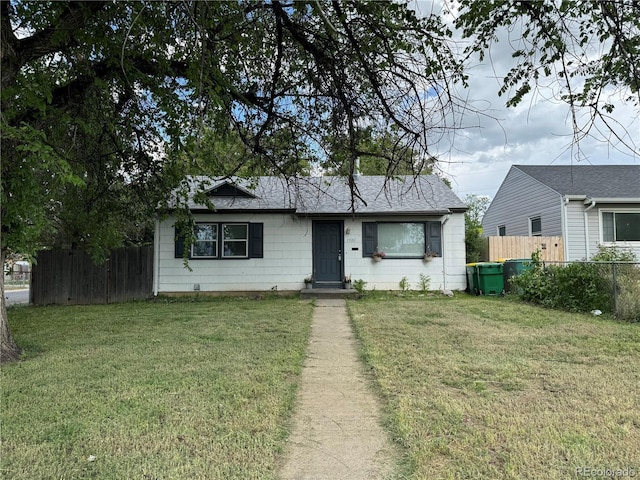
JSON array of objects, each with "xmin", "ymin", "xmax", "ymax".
[
  {"xmin": 598, "ymin": 208, "xmax": 640, "ymax": 244},
  {"xmin": 529, "ymin": 216, "xmax": 542, "ymax": 237},
  {"xmin": 222, "ymin": 223, "xmax": 249, "ymax": 258},
  {"xmin": 497, "ymin": 225, "xmax": 506, "ymax": 236},
  {"xmin": 192, "ymin": 223, "xmax": 218, "ymax": 258}
]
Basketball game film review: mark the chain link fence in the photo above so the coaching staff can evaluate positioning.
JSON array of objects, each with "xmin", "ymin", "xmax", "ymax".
[
  {"xmin": 3, "ymin": 271, "xmax": 31, "ymax": 288},
  {"xmin": 540, "ymin": 261, "xmax": 640, "ymax": 322}
]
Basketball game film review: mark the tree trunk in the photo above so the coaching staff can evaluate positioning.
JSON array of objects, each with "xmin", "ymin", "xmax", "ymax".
[{"xmin": 0, "ymin": 251, "xmax": 22, "ymax": 364}]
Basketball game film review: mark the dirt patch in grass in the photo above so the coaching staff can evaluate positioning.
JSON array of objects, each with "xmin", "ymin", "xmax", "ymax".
[
  {"xmin": 2, "ymin": 297, "xmax": 313, "ymax": 479},
  {"xmin": 348, "ymin": 294, "xmax": 640, "ymax": 479}
]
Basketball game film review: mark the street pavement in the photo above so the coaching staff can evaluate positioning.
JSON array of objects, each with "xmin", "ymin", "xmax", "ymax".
[{"xmin": 4, "ymin": 288, "xmax": 29, "ymax": 306}]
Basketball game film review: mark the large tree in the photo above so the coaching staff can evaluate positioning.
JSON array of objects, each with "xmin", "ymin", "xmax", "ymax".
[
  {"xmin": 1, "ymin": 0, "xmax": 465, "ymax": 362},
  {"xmin": 464, "ymin": 194, "xmax": 490, "ymax": 263},
  {"xmin": 2, "ymin": 1, "xmax": 639, "ymax": 363},
  {"xmin": 321, "ymin": 126, "xmax": 437, "ymax": 176}
]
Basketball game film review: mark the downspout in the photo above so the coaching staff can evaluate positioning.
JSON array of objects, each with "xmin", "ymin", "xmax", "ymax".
[
  {"xmin": 153, "ymin": 217, "xmax": 160, "ymax": 296},
  {"xmin": 562, "ymin": 197, "xmax": 570, "ymax": 260},
  {"xmin": 441, "ymin": 214, "xmax": 451, "ymax": 290},
  {"xmin": 583, "ymin": 198, "xmax": 596, "ymax": 259}
]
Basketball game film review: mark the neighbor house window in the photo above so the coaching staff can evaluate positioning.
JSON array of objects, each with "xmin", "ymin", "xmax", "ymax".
[
  {"xmin": 192, "ymin": 224, "xmax": 217, "ymax": 257},
  {"xmin": 222, "ymin": 224, "xmax": 248, "ymax": 257},
  {"xmin": 498, "ymin": 225, "xmax": 506, "ymax": 236},
  {"xmin": 530, "ymin": 217, "xmax": 542, "ymax": 236},
  {"xmin": 362, "ymin": 221, "xmax": 441, "ymax": 258},
  {"xmin": 602, "ymin": 212, "xmax": 640, "ymax": 242}
]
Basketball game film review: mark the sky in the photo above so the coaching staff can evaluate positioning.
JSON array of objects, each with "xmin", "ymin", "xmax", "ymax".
[{"xmin": 413, "ymin": 1, "xmax": 640, "ymax": 201}]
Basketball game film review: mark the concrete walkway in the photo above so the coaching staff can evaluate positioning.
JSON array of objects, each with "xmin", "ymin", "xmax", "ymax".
[{"xmin": 280, "ymin": 299, "xmax": 396, "ymax": 480}]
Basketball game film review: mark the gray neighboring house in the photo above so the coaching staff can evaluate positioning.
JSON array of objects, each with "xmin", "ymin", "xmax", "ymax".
[
  {"xmin": 154, "ymin": 175, "xmax": 468, "ymax": 294},
  {"xmin": 482, "ymin": 165, "xmax": 640, "ymax": 261}
]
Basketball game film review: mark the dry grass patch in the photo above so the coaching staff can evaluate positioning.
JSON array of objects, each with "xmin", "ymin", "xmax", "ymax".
[
  {"xmin": 2, "ymin": 297, "xmax": 313, "ymax": 480},
  {"xmin": 348, "ymin": 294, "xmax": 640, "ymax": 479}
]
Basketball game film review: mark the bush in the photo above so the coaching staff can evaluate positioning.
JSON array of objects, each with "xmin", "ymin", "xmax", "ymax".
[
  {"xmin": 511, "ymin": 247, "xmax": 640, "ymax": 321},
  {"xmin": 511, "ymin": 254, "xmax": 611, "ymax": 314}
]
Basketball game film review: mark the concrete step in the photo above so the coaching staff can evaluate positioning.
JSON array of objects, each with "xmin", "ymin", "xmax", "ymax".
[{"xmin": 300, "ymin": 288, "xmax": 359, "ymax": 300}]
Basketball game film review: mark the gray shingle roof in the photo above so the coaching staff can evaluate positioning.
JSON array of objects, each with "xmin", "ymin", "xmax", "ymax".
[
  {"xmin": 516, "ymin": 165, "xmax": 640, "ymax": 198},
  {"xmin": 177, "ymin": 175, "xmax": 466, "ymax": 215}
]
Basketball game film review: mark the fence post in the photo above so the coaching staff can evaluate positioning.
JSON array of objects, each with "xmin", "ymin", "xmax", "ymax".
[
  {"xmin": 612, "ymin": 262, "xmax": 618, "ymax": 318},
  {"xmin": 106, "ymin": 257, "xmax": 111, "ymax": 304}
]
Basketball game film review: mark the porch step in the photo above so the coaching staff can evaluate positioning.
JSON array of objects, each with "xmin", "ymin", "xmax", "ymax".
[{"xmin": 300, "ymin": 288, "xmax": 359, "ymax": 300}]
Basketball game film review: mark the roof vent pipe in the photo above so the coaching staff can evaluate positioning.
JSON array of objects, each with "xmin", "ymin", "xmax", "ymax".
[{"xmin": 354, "ymin": 156, "xmax": 360, "ymax": 178}]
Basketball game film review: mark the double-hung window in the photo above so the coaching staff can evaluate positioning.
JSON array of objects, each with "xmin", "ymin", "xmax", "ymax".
[
  {"xmin": 222, "ymin": 224, "xmax": 248, "ymax": 257},
  {"xmin": 193, "ymin": 224, "xmax": 217, "ymax": 258},
  {"xmin": 602, "ymin": 212, "xmax": 640, "ymax": 242}
]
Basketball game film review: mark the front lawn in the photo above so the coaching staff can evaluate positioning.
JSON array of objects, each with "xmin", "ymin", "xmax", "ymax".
[
  {"xmin": 1, "ymin": 297, "xmax": 313, "ymax": 480},
  {"xmin": 348, "ymin": 294, "xmax": 640, "ymax": 479}
]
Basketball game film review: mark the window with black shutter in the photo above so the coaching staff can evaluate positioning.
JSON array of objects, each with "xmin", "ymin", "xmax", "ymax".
[{"xmin": 175, "ymin": 222, "xmax": 263, "ymax": 259}]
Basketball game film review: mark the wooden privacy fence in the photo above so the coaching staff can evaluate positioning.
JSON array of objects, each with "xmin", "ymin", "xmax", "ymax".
[
  {"xmin": 486, "ymin": 236, "xmax": 564, "ymax": 262},
  {"xmin": 31, "ymin": 246, "xmax": 153, "ymax": 305}
]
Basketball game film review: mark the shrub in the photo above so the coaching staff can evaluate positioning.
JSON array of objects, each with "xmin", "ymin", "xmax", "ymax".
[
  {"xmin": 591, "ymin": 245, "xmax": 636, "ymax": 262},
  {"xmin": 512, "ymin": 247, "xmax": 640, "ymax": 320},
  {"xmin": 418, "ymin": 273, "xmax": 431, "ymax": 293},
  {"xmin": 353, "ymin": 279, "xmax": 367, "ymax": 295},
  {"xmin": 511, "ymin": 253, "xmax": 611, "ymax": 314}
]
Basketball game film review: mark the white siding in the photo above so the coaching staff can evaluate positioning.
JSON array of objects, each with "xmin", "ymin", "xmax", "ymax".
[
  {"xmin": 542, "ymin": 200, "xmax": 640, "ymax": 261},
  {"xmin": 565, "ymin": 200, "xmax": 588, "ymax": 261},
  {"xmin": 483, "ymin": 167, "xmax": 563, "ymax": 237},
  {"xmin": 157, "ymin": 212, "xmax": 467, "ymax": 293},
  {"xmin": 341, "ymin": 214, "xmax": 466, "ymax": 291},
  {"xmin": 158, "ymin": 213, "xmax": 312, "ymax": 292}
]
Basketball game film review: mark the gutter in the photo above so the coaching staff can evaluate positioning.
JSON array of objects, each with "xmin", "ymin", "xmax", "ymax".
[
  {"xmin": 583, "ymin": 198, "xmax": 597, "ymax": 259},
  {"xmin": 298, "ymin": 209, "xmax": 454, "ymax": 218},
  {"xmin": 587, "ymin": 197, "xmax": 640, "ymax": 203},
  {"xmin": 441, "ymin": 214, "xmax": 451, "ymax": 290},
  {"xmin": 562, "ymin": 197, "xmax": 570, "ymax": 260},
  {"xmin": 153, "ymin": 217, "xmax": 160, "ymax": 296}
]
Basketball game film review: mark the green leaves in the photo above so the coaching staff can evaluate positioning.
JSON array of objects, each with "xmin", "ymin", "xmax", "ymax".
[{"xmin": 456, "ymin": 0, "xmax": 640, "ymax": 133}]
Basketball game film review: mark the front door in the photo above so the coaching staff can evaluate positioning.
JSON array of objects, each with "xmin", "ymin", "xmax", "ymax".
[{"xmin": 312, "ymin": 221, "xmax": 343, "ymax": 287}]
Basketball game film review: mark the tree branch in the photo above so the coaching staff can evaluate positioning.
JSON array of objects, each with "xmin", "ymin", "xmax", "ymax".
[{"xmin": 1, "ymin": 1, "xmax": 108, "ymax": 89}]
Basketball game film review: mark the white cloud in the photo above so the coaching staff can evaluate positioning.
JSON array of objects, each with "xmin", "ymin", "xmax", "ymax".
[{"xmin": 413, "ymin": 1, "xmax": 640, "ymax": 199}]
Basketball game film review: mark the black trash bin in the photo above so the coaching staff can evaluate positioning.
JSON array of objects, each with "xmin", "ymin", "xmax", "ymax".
[{"xmin": 503, "ymin": 258, "xmax": 534, "ymax": 292}]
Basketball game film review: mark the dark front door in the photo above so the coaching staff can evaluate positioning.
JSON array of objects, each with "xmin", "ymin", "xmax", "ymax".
[{"xmin": 312, "ymin": 221, "xmax": 343, "ymax": 287}]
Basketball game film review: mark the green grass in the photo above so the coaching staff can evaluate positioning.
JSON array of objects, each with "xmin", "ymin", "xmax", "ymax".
[
  {"xmin": 1, "ymin": 297, "xmax": 313, "ymax": 479},
  {"xmin": 348, "ymin": 293, "xmax": 640, "ymax": 479}
]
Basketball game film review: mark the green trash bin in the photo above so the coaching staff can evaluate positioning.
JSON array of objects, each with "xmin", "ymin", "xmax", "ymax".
[
  {"xmin": 476, "ymin": 262, "xmax": 504, "ymax": 296},
  {"xmin": 503, "ymin": 258, "xmax": 533, "ymax": 292}
]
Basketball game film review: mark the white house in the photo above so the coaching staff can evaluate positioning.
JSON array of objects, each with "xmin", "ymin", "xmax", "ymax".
[
  {"xmin": 482, "ymin": 165, "xmax": 640, "ymax": 260},
  {"xmin": 153, "ymin": 175, "xmax": 468, "ymax": 294}
]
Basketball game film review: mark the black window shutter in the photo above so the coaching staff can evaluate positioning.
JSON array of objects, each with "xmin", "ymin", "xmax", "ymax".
[
  {"xmin": 174, "ymin": 226, "xmax": 187, "ymax": 258},
  {"xmin": 249, "ymin": 223, "xmax": 264, "ymax": 258},
  {"xmin": 362, "ymin": 222, "xmax": 377, "ymax": 256},
  {"xmin": 427, "ymin": 221, "xmax": 442, "ymax": 256}
]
